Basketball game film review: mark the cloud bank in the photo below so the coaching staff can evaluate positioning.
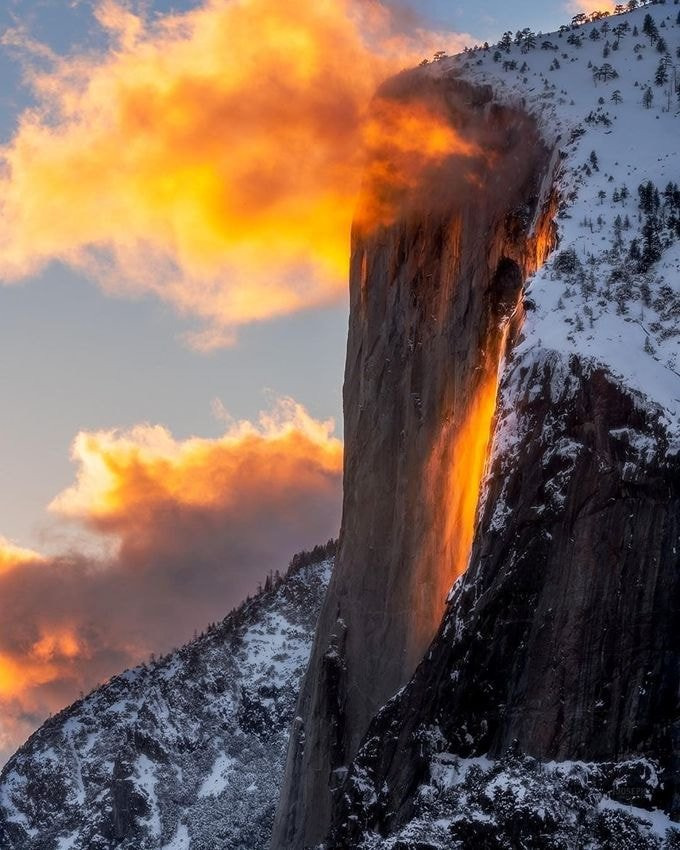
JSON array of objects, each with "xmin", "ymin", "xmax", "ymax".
[{"xmin": 0, "ymin": 0, "xmax": 467, "ymax": 347}]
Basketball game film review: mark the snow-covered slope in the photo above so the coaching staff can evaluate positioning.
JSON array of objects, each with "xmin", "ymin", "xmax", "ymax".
[
  {"xmin": 440, "ymin": 2, "xmax": 680, "ymax": 440},
  {"xmin": 0, "ymin": 543, "xmax": 335, "ymax": 850},
  {"xmin": 348, "ymin": 750, "xmax": 680, "ymax": 849}
]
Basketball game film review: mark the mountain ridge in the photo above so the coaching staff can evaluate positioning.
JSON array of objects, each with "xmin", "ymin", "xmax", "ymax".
[{"xmin": 0, "ymin": 541, "xmax": 336, "ymax": 850}]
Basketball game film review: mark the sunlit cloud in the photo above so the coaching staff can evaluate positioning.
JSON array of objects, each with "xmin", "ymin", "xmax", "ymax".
[
  {"xmin": 0, "ymin": 536, "xmax": 44, "ymax": 573},
  {"xmin": 566, "ymin": 0, "xmax": 616, "ymax": 15},
  {"xmin": 0, "ymin": 0, "xmax": 469, "ymax": 347},
  {"xmin": 0, "ymin": 397, "xmax": 343, "ymax": 762}
]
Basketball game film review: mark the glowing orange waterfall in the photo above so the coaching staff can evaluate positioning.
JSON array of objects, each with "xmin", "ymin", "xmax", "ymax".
[
  {"xmin": 416, "ymin": 316, "xmax": 513, "ymax": 642},
  {"xmin": 425, "ymin": 206, "xmax": 557, "ymax": 624}
]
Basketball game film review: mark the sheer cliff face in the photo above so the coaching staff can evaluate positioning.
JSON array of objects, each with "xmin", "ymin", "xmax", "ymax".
[
  {"xmin": 329, "ymin": 352, "xmax": 680, "ymax": 845},
  {"xmin": 272, "ymin": 72, "xmax": 557, "ymax": 849}
]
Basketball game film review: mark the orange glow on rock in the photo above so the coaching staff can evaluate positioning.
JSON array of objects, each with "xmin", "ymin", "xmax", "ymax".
[
  {"xmin": 425, "ymin": 205, "xmax": 557, "ymax": 623},
  {"xmin": 423, "ymin": 321, "xmax": 513, "ymax": 634},
  {"xmin": 445, "ymin": 367, "xmax": 503, "ymax": 582}
]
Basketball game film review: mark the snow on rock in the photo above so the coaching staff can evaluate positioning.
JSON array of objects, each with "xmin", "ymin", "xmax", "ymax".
[
  {"xmin": 355, "ymin": 752, "xmax": 680, "ymax": 849},
  {"xmin": 435, "ymin": 2, "xmax": 680, "ymax": 443},
  {"xmin": 197, "ymin": 753, "xmax": 235, "ymax": 798},
  {"xmin": 0, "ymin": 544, "xmax": 335, "ymax": 850}
]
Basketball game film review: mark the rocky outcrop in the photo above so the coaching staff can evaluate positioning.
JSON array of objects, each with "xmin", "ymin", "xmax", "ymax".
[
  {"xmin": 271, "ymin": 70, "xmax": 558, "ymax": 849},
  {"xmin": 329, "ymin": 351, "xmax": 680, "ymax": 845}
]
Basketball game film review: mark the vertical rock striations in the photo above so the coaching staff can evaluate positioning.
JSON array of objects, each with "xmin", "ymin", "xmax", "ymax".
[{"xmin": 272, "ymin": 71, "xmax": 557, "ymax": 849}]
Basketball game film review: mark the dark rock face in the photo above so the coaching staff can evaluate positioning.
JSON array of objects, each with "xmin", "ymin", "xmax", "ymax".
[
  {"xmin": 329, "ymin": 351, "xmax": 680, "ymax": 845},
  {"xmin": 271, "ymin": 71, "xmax": 558, "ymax": 849}
]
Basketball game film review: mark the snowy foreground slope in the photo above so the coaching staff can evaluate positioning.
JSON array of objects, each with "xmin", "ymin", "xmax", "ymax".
[
  {"xmin": 441, "ymin": 1, "xmax": 680, "ymax": 437},
  {"xmin": 0, "ymin": 544, "xmax": 334, "ymax": 850}
]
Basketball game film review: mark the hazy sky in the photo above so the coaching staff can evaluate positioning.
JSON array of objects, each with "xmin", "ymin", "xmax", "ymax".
[{"xmin": 0, "ymin": 0, "xmax": 591, "ymax": 760}]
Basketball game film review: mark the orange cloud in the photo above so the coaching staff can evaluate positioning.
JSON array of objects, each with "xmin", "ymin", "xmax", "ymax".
[
  {"xmin": 567, "ymin": 0, "xmax": 616, "ymax": 15},
  {"xmin": 0, "ymin": 0, "xmax": 468, "ymax": 347},
  {"xmin": 0, "ymin": 537, "xmax": 44, "ymax": 574},
  {"xmin": 357, "ymin": 94, "xmax": 482, "ymax": 232},
  {"xmin": 51, "ymin": 397, "xmax": 341, "ymax": 525},
  {"xmin": 0, "ymin": 398, "xmax": 343, "ymax": 762}
]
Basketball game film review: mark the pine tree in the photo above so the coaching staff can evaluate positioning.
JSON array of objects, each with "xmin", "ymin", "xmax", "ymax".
[
  {"xmin": 643, "ymin": 13, "xmax": 659, "ymax": 44},
  {"xmin": 638, "ymin": 181, "xmax": 656, "ymax": 213},
  {"xmin": 655, "ymin": 59, "xmax": 669, "ymax": 86},
  {"xmin": 594, "ymin": 62, "xmax": 618, "ymax": 81},
  {"xmin": 640, "ymin": 213, "xmax": 663, "ymax": 270},
  {"xmin": 643, "ymin": 86, "xmax": 654, "ymax": 108}
]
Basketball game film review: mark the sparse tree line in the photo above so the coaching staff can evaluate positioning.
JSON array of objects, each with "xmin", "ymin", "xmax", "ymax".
[
  {"xmin": 554, "ymin": 172, "xmax": 680, "ymax": 356},
  {"xmin": 433, "ymin": 0, "xmax": 680, "ymax": 76}
]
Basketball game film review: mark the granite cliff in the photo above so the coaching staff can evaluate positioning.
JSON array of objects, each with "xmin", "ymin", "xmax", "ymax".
[{"xmin": 272, "ymin": 70, "xmax": 558, "ymax": 849}]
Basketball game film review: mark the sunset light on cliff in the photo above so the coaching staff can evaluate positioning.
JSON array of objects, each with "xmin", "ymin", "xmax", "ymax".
[{"xmin": 447, "ymin": 370, "xmax": 501, "ymax": 582}]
